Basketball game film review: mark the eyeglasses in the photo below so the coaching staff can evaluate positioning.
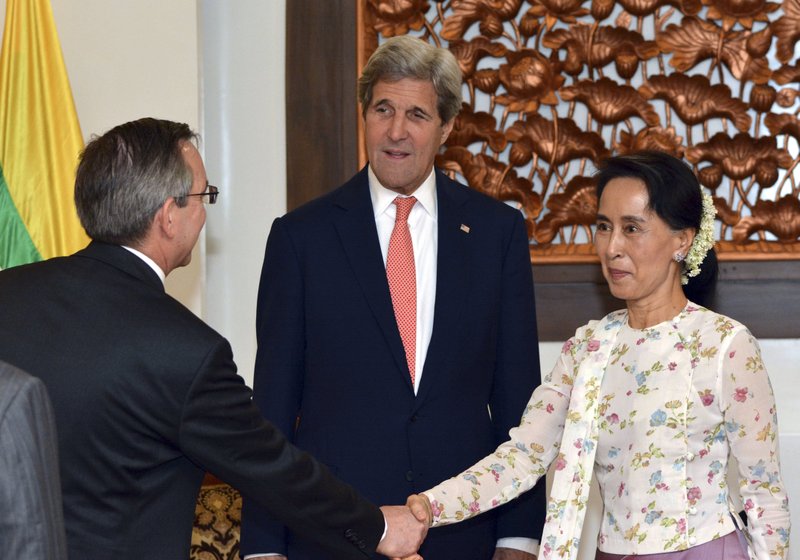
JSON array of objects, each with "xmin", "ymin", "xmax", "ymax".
[{"xmin": 180, "ymin": 184, "xmax": 219, "ymax": 205}]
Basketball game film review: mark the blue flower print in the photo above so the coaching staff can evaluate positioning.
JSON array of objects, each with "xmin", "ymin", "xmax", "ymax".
[
  {"xmin": 749, "ymin": 460, "xmax": 766, "ymax": 479},
  {"xmin": 711, "ymin": 429, "xmax": 726, "ymax": 444},
  {"xmin": 649, "ymin": 470, "xmax": 662, "ymax": 486},
  {"xmin": 725, "ymin": 420, "xmax": 741, "ymax": 433},
  {"xmin": 708, "ymin": 460, "xmax": 723, "ymax": 478},
  {"xmin": 643, "ymin": 329, "xmax": 662, "ymax": 342},
  {"xmin": 645, "ymin": 510, "xmax": 662, "ymax": 524},
  {"xmin": 650, "ymin": 409, "xmax": 667, "ymax": 427}
]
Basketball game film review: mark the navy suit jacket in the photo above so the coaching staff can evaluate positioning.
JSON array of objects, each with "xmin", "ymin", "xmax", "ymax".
[
  {"xmin": 0, "ymin": 242, "xmax": 383, "ymax": 560},
  {"xmin": 241, "ymin": 167, "xmax": 546, "ymax": 559}
]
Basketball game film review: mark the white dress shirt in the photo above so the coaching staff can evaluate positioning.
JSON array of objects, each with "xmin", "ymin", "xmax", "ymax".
[{"xmin": 122, "ymin": 246, "xmax": 165, "ymax": 284}]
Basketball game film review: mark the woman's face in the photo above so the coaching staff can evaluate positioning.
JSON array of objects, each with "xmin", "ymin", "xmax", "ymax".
[{"xmin": 594, "ymin": 177, "xmax": 690, "ymax": 306}]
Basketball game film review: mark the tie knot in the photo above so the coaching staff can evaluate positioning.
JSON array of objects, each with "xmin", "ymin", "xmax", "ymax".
[{"xmin": 393, "ymin": 196, "xmax": 416, "ymax": 223}]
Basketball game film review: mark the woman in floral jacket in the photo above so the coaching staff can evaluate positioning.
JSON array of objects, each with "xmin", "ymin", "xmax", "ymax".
[{"xmin": 407, "ymin": 152, "xmax": 790, "ymax": 560}]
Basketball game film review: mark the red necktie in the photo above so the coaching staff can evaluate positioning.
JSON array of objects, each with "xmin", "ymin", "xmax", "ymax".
[{"xmin": 387, "ymin": 196, "xmax": 417, "ymax": 385}]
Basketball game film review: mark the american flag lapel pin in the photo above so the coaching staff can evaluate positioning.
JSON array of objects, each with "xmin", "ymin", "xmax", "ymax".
[{"xmin": 460, "ymin": 224, "xmax": 470, "ymax": 233}]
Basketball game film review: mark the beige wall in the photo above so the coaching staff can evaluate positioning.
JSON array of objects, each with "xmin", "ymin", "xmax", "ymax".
[{"xmin": 51, "ymin": 0, "xmax": 204, "ymax": 312}]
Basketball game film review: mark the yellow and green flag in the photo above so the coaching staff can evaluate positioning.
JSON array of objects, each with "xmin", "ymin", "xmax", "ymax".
[{"xmin": 0, "ymin": 0, "xmax": 88, "ymax": 270}]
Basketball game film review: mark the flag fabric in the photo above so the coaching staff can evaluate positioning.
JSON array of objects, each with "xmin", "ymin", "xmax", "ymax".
[{"xmin": 0, "ymin": 0, "xmax": 88, "ymax": 270}]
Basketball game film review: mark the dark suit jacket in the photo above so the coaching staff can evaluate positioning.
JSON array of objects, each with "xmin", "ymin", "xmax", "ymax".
[
  {"xmin": 242, "ymin": 167, "xmax": 545, "ymax": 559},
  {"xmin": 0, "ymin": 361, "xmax": 67, "ymax": 560},
  {"xmin": 0, "ymin": 242, "xmax": 383, "ymax": 560}
]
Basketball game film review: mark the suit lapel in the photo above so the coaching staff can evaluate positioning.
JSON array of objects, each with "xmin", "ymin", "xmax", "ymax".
[
  {"xmin": 416, "ymin": 172, "xmax": 471, "ymax": 403},
  {"xmin": 332, "ymin": 170, "xmax": 412, "ymax": 389}
]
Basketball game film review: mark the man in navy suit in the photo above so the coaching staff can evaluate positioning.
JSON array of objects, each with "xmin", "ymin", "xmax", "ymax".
[
  {"xmin": 0, "ymin": 118, "xmax": 426, "ymax": 560},
  {"xmin": 241, "ymin": 36, "xmax": 545, "ymax": 560}
]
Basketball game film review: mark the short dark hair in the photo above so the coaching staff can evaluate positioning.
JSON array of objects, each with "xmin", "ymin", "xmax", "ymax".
[
  {"xmin": 596, "ymin": 151, "xmax": 718, "ymax": 306},
  {"xmin": 75, "ymin": 118, "xmax": 198, "ymax": 246},
  {"xmin": 358, "ymin": 35, "xmax": 463, "ymax": 123}
]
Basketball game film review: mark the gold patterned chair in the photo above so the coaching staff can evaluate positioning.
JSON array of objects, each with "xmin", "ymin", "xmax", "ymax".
[{"xmin": 190, "ymin": 475, "xmax": 241, "ymax": 560}]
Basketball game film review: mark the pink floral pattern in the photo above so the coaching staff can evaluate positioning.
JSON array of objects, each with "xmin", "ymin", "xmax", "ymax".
[{"xmin": 425, "ymin": 304, "xmax": 790, "ymax": 559}]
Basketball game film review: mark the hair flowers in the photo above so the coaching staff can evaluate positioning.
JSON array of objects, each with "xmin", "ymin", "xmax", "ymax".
[{"xmin": 682, "ymin": 192, "xmax": 716, "ymax": 285}]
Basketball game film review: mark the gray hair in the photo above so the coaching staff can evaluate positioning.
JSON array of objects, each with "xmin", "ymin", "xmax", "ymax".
[
  {"xmin": 75, "ymin": 118, "xmax": 198, "ymax": 246},
  {"xmin": 358, "ymin": 36, "xmax": 463, "ymax": 123}
]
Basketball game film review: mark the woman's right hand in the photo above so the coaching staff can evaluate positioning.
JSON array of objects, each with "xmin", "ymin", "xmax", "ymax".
[{"xmin": 406, "ymin": 494, "xmax": 433, "ymax": 527}]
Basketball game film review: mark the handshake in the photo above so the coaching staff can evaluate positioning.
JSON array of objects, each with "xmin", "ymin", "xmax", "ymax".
[{"xmin": 376, "ymin": 494, "xmax": 433, "ymax": 559}]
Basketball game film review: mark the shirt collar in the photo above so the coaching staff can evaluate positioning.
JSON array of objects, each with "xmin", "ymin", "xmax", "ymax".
[
  {"xmin": 368, "ymin": 165, "xmax": 438, "ymax": 220},
  {"xmin": 122, "ymin": 245, "xmax": 166, "ymax": 284}
]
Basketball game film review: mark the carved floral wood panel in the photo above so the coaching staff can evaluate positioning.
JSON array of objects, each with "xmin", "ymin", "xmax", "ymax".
[{"xmin": 357, "ymin": 0, "xmax": 800, "ymax": 263}]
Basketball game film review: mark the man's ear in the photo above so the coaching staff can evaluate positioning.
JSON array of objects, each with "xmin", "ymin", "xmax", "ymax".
[
  {"xmin": 440, "ymin": 118, "xmax": 455, "ymax": 145},
  {"xmin": 154, "ymin": 198, "xmax": 177, "ymax": 239}
]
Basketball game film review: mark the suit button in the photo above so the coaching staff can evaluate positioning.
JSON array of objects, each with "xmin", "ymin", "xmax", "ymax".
[
  {"xmin": 410, "ymin": 413, "xmax": 419, "ymax": 422},
  {"xmin": 344, "ymin": 529, "xmax": 355, "ymax": 539},
  {"xmin": 405, "ymin": 470, "xmax": 414, "ymax": 482}
]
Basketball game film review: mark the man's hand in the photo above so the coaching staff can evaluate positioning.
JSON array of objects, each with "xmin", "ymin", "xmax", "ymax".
[
  {"xmin": 492, "ymin": 548, "xmax": 537, "ymax": 560},
  {"xmin": 376, "ymin": 505, "xmax": 427, "ymax": 558},
  {"xmin": 405, "ymin": 494, "xmax": 432, "ymax": 527}
]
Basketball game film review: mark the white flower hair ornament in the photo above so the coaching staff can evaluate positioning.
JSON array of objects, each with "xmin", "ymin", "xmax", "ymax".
[{"xmin": 681, "ymin": 192, "xmax": 716, "ymax": 285}]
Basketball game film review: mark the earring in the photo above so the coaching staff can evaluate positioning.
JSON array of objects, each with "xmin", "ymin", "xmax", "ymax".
[{"xmin": 673, "ymin": 253, "xmax": 684, "ymax": 263}]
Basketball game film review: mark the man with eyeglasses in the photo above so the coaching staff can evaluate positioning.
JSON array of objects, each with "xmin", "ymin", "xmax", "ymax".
[{"xmin": 0, "ymin": 118, "xmax": 426, "ymax": 560}]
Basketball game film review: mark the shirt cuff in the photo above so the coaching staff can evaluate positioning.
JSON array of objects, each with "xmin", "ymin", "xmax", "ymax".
[
  {"xmin": 496, "ymin": 537, "xmax": 540, "ymax": 556},
  {"xmin": 381, "ymin": 512, "xmax": 388, "ymax": 542},
  {"xmin": 242, "ymin": 554, "xmax": 284, "ymax": 559}
]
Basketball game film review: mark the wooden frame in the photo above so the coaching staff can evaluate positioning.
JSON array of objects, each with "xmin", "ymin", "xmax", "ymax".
[{"xmin": 286, "ymin": 0, "xmax": 360, "ymax": 210}]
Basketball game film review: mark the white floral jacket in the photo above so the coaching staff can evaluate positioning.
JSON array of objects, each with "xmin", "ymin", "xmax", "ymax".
[{"xmin": 425, "ymin": 304, "xmax": 790, "ymax": 559}]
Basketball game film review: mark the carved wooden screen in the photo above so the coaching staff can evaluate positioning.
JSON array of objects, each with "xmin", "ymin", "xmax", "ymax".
[
  {"xmin": 284, "ymin": 1, "xmax": 799, "ymax": 338},
  {"xmin": 356, "ymin": 0, "xmax": 800, "ymax": 264}
]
